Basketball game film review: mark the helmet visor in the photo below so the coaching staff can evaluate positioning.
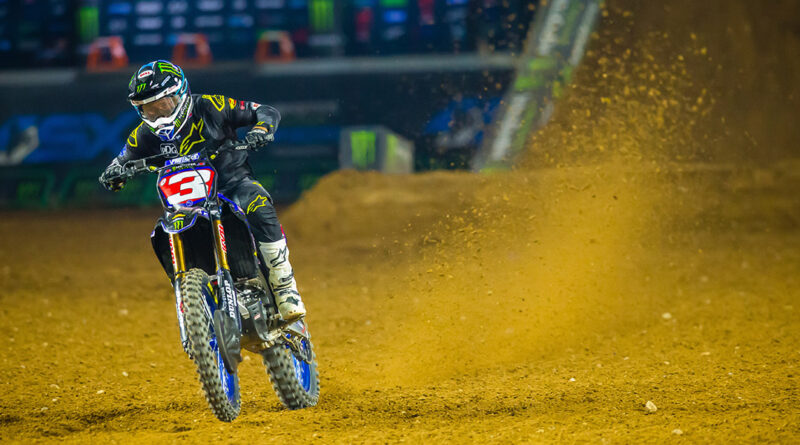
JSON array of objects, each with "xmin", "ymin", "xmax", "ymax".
[{"xmin": 141, "ymin": 95, "xmax": 180, "ymax": 121}]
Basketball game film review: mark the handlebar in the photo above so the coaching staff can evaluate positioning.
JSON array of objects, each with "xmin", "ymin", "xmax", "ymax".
[
  {"xmin": 217, "ymin": 138, "xmax": 258, "ymax": 154},
  {"xmin": 117, "ymin": 138, "xmax": 258, "ymax": 180}
]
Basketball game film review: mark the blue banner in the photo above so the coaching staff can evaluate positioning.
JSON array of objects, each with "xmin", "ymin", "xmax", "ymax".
[{"xmin": 0, "ymin": 111, "xmax": 341, "ymax": 166}]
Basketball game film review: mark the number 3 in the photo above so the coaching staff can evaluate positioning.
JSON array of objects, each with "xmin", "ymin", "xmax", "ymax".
[{"xmin": 165, "ymin": 170, "xmax": 213, "ymax": 205}]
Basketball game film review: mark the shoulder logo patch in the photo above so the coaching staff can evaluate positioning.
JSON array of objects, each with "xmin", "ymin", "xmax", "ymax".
[
  {"xmin": 127, "ymin": 122, "xmax": 143, "ymax": 147},
  {"xmin": 202, "ymin": 94, "xmax": 226, "ymax": 112}
]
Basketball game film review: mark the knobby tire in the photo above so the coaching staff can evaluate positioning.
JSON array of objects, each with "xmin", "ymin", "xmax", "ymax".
[
  {"xmin": 181, "ymin": 268, "xmax": 241, "ymax": 422},
  {"xmin": 261, "ymin": 336, "xmax": 320, "ymax": 409}
]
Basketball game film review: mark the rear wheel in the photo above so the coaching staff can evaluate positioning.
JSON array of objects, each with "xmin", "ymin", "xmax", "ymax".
[
  {"xmin": 261, "ymin": 323, "xmax": 319, "ymax": 409},
  {"xmin": 181, "ymin": 268, "xmax": 241, "ymax": 421}
]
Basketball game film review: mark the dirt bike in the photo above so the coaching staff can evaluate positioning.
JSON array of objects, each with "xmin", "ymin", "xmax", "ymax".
[{"xmin": 111, "ymin": 140, "xmax": 319, "ymax": 421}]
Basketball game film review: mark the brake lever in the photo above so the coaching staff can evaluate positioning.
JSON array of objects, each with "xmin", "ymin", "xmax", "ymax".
[
  {"xmin": 120, "ymin": 159, "xmax": 156, "ymax": 179},
  {"xmin": 211, "ymin": 139, "xmax": 255, "ymax": 159},
  {"xmin": 227, "ymin": 140, "xmax": 253, "ymax": 151}
]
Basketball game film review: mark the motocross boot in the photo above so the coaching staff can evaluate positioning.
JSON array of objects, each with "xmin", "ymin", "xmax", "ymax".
[{"xmin": 258, "ymin": 237, "xmax": 306, "ymax": 321}]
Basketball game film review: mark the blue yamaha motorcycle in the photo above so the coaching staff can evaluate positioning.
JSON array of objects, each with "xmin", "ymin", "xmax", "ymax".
[{"xmin": 112, "ymin": 140, "xmax": 319, "ymax": 421}]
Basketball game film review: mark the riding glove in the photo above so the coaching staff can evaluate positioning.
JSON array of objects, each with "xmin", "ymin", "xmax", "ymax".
[
  {"xmin": 244, "ymin": 122, "xmax": 274, "ymax": 150},
  {"xmin": 99, "ymin": 160, "xmax": 126, "ymax": 192}
]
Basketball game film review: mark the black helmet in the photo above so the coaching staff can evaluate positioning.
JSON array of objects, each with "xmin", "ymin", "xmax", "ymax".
[{"xmin": 128, "ymin": 60, "xmax": 192, "ymax": 142}]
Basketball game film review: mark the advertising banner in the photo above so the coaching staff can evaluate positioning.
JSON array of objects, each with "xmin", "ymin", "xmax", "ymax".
[
  {"xmin": 339, "ymin": 126, "xmax": 414, "ymax": 174},
  {"xmin": 474, "ymin": 0, "xmax": 602, "ymax": 170}
]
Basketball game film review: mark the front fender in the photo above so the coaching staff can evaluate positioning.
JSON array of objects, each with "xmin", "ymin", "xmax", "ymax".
[
  {"xmin": 158, "ymin": 209, "xmax": 207, "ymax": 234},
  {"xmin": 151, "ymin": 210, "xmax": 213, "ymax": 281},
  {"xmin": 150, "ymin": 199, "xmax": 258, "ymax": 281}
]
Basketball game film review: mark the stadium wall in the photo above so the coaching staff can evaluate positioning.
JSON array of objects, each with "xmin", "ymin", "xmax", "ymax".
[{"xmin": 0, "ymin": 59, "xmax": 512, "ymax": 208}]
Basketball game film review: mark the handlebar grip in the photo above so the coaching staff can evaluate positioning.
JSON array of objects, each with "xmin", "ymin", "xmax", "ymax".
[
  {"xmin": 215, "ymin": 139, "xmax": 256, "ymax": 156},
  {"xmin": 118, "ymin": 159, "xmax": 151, "ymax": 179},
  {"xmin": 224, "ymin": 140, "xmax": 254, "ymax": 151}
]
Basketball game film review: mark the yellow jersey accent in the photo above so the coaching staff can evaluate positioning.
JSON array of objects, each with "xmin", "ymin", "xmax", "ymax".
[
  {"xmin": 229, "ymin": 97, "xmax": 236, "ymax": 109},
  {"xmin": 179, "ymin": 119, "xmax": 206, "ymax": 155},
  {"xmin": 246, "ymin": 195, "xmax": 269, "ymax": 214},
  {"xmin": 127, "ymin": 122, "xmax": 143, "ymax": 147},
  {"xmin": 202, "ymin": 94, "xmax": 226, "ymax": 112}
]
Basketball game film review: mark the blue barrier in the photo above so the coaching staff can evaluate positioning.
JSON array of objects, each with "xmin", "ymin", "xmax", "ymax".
[{"xmin": 0, "ymin": 110, "xmax": 341, "ymax": 166}]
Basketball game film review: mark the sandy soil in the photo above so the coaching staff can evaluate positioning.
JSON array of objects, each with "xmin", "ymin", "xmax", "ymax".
[
  {"xmin": 2, "ymin": 0, "xmax": 800, "ymax": 443},
  {"xmin": 1, "ymin": 159, "xmax": 798, "ymax": 444}
]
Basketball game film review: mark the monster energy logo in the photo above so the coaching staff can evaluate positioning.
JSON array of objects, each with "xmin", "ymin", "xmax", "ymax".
[
  {"xmin": 171, "ymin": 214, "xmax": 185, "ymax": 230},
  {"xmin": 350, "ymin": 130, "xmax": 376, "ymax": 169},
  {"xmin": 157, "ymin": 62, "xmax": 180, "ymax": 76},
  {"xmin": 310, "ymin": 0, "xmax": 334, "ymax": 32},
  {"xmin": 137, "ymin": 83, "xmax": 146, "ymax": 93}
]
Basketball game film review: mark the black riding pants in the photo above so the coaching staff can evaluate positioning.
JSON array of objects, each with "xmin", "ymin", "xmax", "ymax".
[{"xmin": 221, "ymin": 177, "xmax": 283, "ymax": 243}]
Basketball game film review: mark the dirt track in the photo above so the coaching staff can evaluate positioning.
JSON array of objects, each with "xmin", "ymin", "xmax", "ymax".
[{"xmin": 2, "ymin": 0, "xmax": 800, "ymax": 443}]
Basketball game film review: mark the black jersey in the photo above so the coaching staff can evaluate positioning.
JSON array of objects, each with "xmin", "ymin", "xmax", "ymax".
[{"xmin": 113, "ymin": 94, "xmax": 280, "ymax": 187}]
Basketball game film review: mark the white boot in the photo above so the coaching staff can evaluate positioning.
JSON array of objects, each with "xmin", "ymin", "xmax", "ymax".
[{"xmin": 258, "ymin": 238, "xmax": 306, "ymax": 321}]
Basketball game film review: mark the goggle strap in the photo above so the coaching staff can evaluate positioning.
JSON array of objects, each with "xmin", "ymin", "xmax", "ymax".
[{"xmin": 130, "ymin": 82, "xmax": 181, "ymax": 106}]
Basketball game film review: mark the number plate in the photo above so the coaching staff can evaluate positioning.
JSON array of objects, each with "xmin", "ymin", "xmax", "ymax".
[{"xmin": 158, "ymin": 167, "xmax": 216, "ymax": 207}]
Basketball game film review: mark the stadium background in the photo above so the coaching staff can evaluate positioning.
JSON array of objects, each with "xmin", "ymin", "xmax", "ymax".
[{"xmin": 0, "ymin": 0, "xmax": 540, "ymax": 207}]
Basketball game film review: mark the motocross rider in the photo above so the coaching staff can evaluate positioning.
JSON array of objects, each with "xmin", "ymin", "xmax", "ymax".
[{"xmin": 99, "ymin": 59, "xmax": 306, "ymax": 322}]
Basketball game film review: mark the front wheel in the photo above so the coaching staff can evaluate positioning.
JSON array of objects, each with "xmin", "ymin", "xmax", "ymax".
[
  {"xmin": 181, "ymin": 268, "xmax": 241, "ymax": 421},
  {"xmin": 261, "ymin": 323, "xmax": 319, "ymax": 409}
]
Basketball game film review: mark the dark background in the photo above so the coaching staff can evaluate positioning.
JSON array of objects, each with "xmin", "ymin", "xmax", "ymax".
[
  {"xmin": 0, "ymin": 0, "xmax": 536, "ymax": 206},
  {"xmin": 0, "ymin": 0, "xmax": 534, "ymax": 68}
]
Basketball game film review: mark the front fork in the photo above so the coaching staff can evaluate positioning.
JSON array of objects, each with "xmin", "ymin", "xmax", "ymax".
[
  {"xmin": 170, "ymin": 211, "xmax": 243, "ymax": 372},
  {"xmin": 205, "ymin": 214, "xmax": 235, "ymax": 321},
  {"xmin": 169, "ymin": 231, "xmax": 189, "ymax": 353}
]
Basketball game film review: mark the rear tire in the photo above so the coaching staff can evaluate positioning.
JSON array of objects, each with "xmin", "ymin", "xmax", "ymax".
[
  {"xmin": 261, "ymin": 330, "xmax": 319, "ymax": 409},
  {"xmin": 181, "ymin": 268, "xmax": 241, "ymax": 422}
]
